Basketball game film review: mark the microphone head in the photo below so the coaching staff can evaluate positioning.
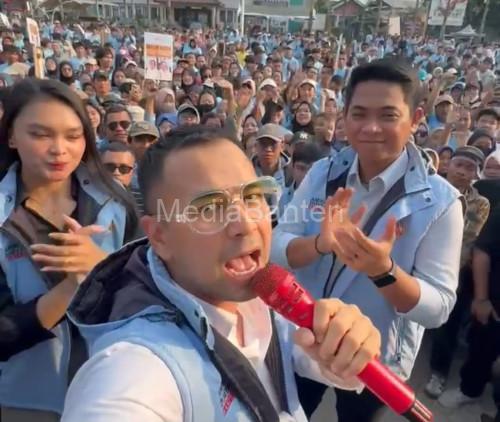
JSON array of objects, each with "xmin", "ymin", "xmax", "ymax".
[
  {"xmin": 251, "ymin": 263, "xmax": 315, "ymax": 328},
  {"xmin": 250, "ymin": 263, "xmax": 290, "ymax": 299}
]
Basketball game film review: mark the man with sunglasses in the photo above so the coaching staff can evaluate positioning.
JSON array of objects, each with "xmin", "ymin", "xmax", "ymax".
[
  {"xmin": 102, "ymin": 105, "xmax": 133, "ymax": 146},
  {"xmin": 62, "ymin": 126, "xmax": 381, "ymax": 422},
  {"xmin": 100, "ymin": 142, "xmax": 136, "ymax": 189}
]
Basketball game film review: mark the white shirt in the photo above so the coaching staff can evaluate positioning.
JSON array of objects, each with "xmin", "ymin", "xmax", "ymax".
[
  {"xmin": 329, "ymin": 149, "xmax": 409, "ymax": 282},
  {"xmin": 326, "ymin": 149, "xmax": 463, "ymax": 329},
  {"xmin": 62, "ymin": 283, "xmax": 362, "ymax": 422}
]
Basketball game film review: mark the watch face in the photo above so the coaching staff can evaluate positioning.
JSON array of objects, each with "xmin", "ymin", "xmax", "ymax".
[{"xmin": 373, "ymin": 274, "xmax": 397, "ymax": 288}]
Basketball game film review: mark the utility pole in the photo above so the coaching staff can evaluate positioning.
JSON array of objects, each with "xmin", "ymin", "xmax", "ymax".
[
  {"xmin": 307, "ymin": 0, "xmax": 315, "ymax": 34},
  {"xmin": 479, "ymin": 0, "xmax": 491, "ymax": 36},
  {"xmin": 422, "ymin": 0, "xmax": 432, "ymax": 39},
  {"xmin": 240, "ymin": 0, "xmax": 245, "ymax": 37},
  {"xmin": 375, "ymin": 0, "xmax": 383, "ymax": 34},
  {"xmin": 439, "ymin": 0, "xmax": 452, "ymax": 40},
  {"xmin": 413, "ymin": 0, "xmax": 420, "ymax": 36}
]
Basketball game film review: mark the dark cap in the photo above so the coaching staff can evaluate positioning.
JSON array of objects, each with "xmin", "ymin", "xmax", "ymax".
[
  {"xmin": 102, "ymin": 93, "xmax": 123, "ymax": 106},
  {"xmin": 290, "ymin": 131, "xmax": 314, "ymax": 145},
  {"xmin": 129, "ymin": 121, "xmax": 160, "ymax": 138},
  {"xmin": 452, "ymin": 145, "xmax": 486, "ymax": 169},
  {"xmin": 177, "ymin": 103, "xmax": 200, "ymax": 120}
]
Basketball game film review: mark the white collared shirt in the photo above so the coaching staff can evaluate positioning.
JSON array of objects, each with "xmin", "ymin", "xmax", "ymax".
[
  {"xmin": 62, "ymin": 281, "xmax": 362, "ymax": 422},
  {"xmin": 346, "ymin": 149, "xmax": 409, "ymax": 227},
  {"xmin": 328, "ymin": 150, "xmax": 409, "ymax": 282}
]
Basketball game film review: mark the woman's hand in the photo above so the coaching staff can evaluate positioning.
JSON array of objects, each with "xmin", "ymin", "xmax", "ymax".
[{"xmin": 31, "ymin": 215, "xmax": 108, "ymax": 280}]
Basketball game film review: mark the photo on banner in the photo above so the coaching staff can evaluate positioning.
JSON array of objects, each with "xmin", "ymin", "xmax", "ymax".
[
  {"xmin": 26, "ymin": 18, "xmax": 44, "ymax": 79},
  {"xmin": 427, "ymin": 0, "xmax": 468, "ymax": 26},
  {"xmin": 26, "ymin": 17, "xmax": 41, "ymax": 47},
  {"xmin": 0, "ymin": 13, "xmax": 10, "ymax": 29},
  {"xmin": 144, "ymin": 32, "xmax": 174, "ymax": 82}
]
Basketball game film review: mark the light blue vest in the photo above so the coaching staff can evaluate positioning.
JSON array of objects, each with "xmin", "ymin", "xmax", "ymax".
[
  {"xmin": 73, "ymin": 247, "xmax": 308, "ymax": 422},
  {"xmin": 0, "ymin": 162, "xmax": 128, "ymax": 414},
  {"xmin": 271, "ymin": 144, "xmax": 461, "ymax": 379}
]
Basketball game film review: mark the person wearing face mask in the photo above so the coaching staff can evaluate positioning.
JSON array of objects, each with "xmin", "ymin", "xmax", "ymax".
[{"xmin": 197, "ymin": 89, "xmax": 217, "ymax": 118}]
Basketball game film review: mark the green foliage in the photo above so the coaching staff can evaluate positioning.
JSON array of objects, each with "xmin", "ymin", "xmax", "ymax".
[
  {"xmin": 464, "ymin": 0, "xmax": 500, "ymax": 36},
  {"xmin": 315, "ymin": 0, "xmax": 329, "ymax": 14}
]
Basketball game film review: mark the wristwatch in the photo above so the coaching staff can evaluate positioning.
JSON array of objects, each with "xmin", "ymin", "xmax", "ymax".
[{"xmin": 369, "ymin": 258, "xmax": 398, "ymax": 288}]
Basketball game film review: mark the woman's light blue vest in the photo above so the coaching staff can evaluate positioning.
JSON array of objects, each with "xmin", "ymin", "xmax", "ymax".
[{"xmin": 0, "ymin": 162, "xmax": 127, "ymax": 413}]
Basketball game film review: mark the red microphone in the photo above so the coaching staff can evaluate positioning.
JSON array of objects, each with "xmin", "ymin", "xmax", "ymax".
[{"xmin": 251, "ymin": 263, "xmax": 433, "ymax": 422}]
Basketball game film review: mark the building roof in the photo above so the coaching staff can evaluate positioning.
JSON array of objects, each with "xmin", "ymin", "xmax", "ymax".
[
  {"xmin": 382, "ymin": 0, "xmax": 418, "ymax": 9},
  {"xmin": 330, "ymin": 0, "xmax": 368, "ymax": 12},
  {"xmin": 159, "ymin": 0, "xmax": 223, "ymax": 5},
  {"xmin": 331, "ymin": 0, "xmax": 418, "ymax": 10}
]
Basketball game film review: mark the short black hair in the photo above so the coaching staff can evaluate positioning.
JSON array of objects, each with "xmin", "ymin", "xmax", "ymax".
[
  {"xmin": 344, "ymin": 58, "xmax": 420, "ymax": 112},
  {"xmin": 292, "ymin": 142, "xmax": 323, "ymax": 165},
  {"xmin": 119, "ymin": 82, "xmax": 134, "ymax": 95},
  {"xmin": 330, "ymin": 75, "xmax": 343, "ymax": 84},
  {"xmin": 477, "ymin": 107, "xmax": 500, "ymax": 123},
  {"xmin": 201, "ymin": 112, "xmax": 221, "ymax": 125},
  {"xmin": 138, "ymin": 125, "xmax": 239, "ymax": 214},
  {"xmin": 104, "ymin": 105, "xmax": 132, "ymax": 124},
  {"xmin": 100, "ymin": 141, "xmax": 135, "ymax": 156}
]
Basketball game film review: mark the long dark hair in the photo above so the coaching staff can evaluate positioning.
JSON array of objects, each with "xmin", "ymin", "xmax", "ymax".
[
  {"xmin": 58, "ymin": 60, "xmax": 75, "ymax": 86},
  {"xmin": 0, "ymin": 78, "xmax": 138, "ymax": 229},
  {"xmin": 291, "ymin": 101, "xmax": 314, "ymax": 134},
  {"xmin": 261, "ymin": 100, "xmax": 284, "ymax": 125}
]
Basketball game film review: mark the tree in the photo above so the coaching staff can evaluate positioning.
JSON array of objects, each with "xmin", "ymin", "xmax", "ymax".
[
  {"xmin": 464, "ymin": 0, "xmax": 500, "ymax": 37},
  {"xmin": 439, "ymin": 0, "xmax": 454, "ymax": 39},
  {"xmin": 375, "ymin": 0, "xmax": 383, "ymax": 33}
]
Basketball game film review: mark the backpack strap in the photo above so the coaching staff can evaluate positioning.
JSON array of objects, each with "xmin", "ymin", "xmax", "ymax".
[
  {"xmin": 152, "ymin": 292, "xmax": 288, "ymax": 421},
  {"xmin": 323, "ymin": 174, "xmax": 408, "ymax": 297},
  {"xmin": 207, "ymin": 323, "xmax": 281, "ymax": 422},
  {"xmin": 264, "ymin": 312, "xmax": 290, "ymax": 414}
]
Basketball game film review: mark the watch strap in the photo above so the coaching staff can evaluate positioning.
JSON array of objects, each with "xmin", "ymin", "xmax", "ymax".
[{"xmin": 369, "ymin": 258, "xmax": 397, "ymax": 288}]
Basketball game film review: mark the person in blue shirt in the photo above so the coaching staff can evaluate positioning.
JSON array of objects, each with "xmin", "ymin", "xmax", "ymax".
[
  {"xmin": 271, "ymin": 58, "xmax": 463, "ymax": 422},
  {"xmin": 182, "ymin": 38, "xmax": 202, "ymax": 57},
  {"xmin": 0, "ymin": 78, "xmax": 139, "ymax": 421},
  {"xmin": 279, "ymin": 140, "xmax": 322, "ymax": 216},
  {"xmin": 70, "ymin": 42, "xmax": 87, "ymax": 73},
  {"xmin": 427, "ymin": 94, "xmax": 455, "ymax": 131}
]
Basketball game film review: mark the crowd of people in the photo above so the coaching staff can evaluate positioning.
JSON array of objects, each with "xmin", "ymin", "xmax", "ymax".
[{"xmin": 0, "ymin": 16, "xmax": 499, "ymax": 422}]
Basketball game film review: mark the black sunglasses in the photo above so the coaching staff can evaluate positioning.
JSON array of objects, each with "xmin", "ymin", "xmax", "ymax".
[
  {"xmin": 107, "ymin": 120, "xmax": 131, "ymax": 131},
  {"xmin": 417, "ymin": 130, "xmax": 429, "ymax": 137},
  {"xmin": 103, "ymin": 163, "xmax": 134, "ymax": 175}
]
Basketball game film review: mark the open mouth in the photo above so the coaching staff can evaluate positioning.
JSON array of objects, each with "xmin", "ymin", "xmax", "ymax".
[{"xmin": 223, "ymin": 249, "xmax": 261, "ymax": 281}]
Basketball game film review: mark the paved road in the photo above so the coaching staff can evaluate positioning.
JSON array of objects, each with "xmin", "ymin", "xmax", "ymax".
[{"xmin": 312, "ymin": 334, "xmax": 495, "ymax": 422}]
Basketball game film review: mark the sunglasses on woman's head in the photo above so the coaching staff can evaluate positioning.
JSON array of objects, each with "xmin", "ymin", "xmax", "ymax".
[
  {"xmin": 107, "ymin": 121, "xmax": 131, "ymax": 131},
  {"xmin": 103, "ymin": 163, "xmax": 134, "ymax": 175}
]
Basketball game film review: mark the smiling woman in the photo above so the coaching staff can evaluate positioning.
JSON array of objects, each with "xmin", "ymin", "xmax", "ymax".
[{"xmin": 0, "ymin": 78, "xmax": 139, "ymax": 421}]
